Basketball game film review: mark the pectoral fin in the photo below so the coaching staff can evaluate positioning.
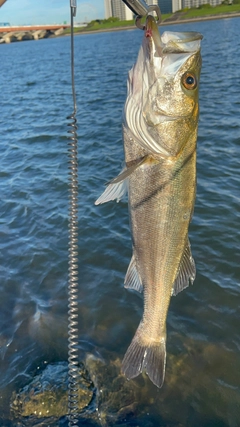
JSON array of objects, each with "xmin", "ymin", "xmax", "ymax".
[
  {"xmin": 107, "ymin": 156, "xmax": 148, "ymax": 185},
  {"xmin": 95, "ymin": 156, "xmax": 148, "ymax": 205},
  {"xmin": 172, "ymin": 239, "xmax": 196, "ymax": 296},
  {"xmin": 95, "ymin": 175, "xmax": 128, "ymax": 205}
]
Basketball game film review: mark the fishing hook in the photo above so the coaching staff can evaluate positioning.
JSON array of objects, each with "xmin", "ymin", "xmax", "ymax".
[
  {"xmin": 121, "ymin": 0, "xmax": 161, "ymax": 30},
  {"xmin": 136, "ymin": 5, "xmax": 161, "ymax": 30}
]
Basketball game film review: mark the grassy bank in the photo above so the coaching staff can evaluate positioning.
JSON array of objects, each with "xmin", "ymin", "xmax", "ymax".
[
  {"xmin": 64, "ymin": 4, "xmax": 240, "ymax": 35},
  {"xmin": 180, "ymin": 3, "xmax": 240, "ymax": 19}
]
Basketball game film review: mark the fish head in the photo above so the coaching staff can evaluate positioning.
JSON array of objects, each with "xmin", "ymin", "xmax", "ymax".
[{"xmin": 124, "ymin": 16, "xmax": 202, "ymax": 157}]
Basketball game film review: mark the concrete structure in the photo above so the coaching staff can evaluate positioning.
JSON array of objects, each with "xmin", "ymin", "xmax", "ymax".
[
  {"xmin": 150, "ymin": 0, "xmax": 160, "ymax": 6},
  {"xmin": 105, "ymin": 0, "xmax": 133, "ymax": 20},
  {"xmin": 146, "ymin": 0, "xmax": 159, "ymax": 6},
  {"xmin": 183, "ymin": 0, "xmax": 221, "ymax": 7},
  {"xmin": 0, "ymin": 24, "xmax": 69, "ymax": 33},
  {"xmin": 0, "ymin": 25, "xmax": 68, "ymax": 43},
  {"xmin": 159, "ymin": 0, "xmax": 223, "ymax": 14},
  {"xmin": 104, "ymin": 0, "xmax": 112, "ymax": 19},
  {"xmin": 111, "ymin": 0, "xmax": 133, "ymax": 20},
  {"xmin": 172, "ymin": 0, "xmax": 182, "ymax": 12},
  {"xmin": 105, "ymin": 0, "xmax": 162, "ymax": 20}
]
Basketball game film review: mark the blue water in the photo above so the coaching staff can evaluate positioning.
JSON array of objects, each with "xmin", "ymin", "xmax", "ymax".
[{"xmin": 0, "ymin": 17, "xmax": 240, "ymax": 426}]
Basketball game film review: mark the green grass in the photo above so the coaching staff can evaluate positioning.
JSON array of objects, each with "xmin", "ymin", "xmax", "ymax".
[
  {"xmin": 162, "ymin": 14, "xmax": 173, "ymax": 21},
  {"xmin": 182, "ymin": 3, "xmax": 240, "ymax": 18},
  {"xmin": 81, "ymin": 19, "xmax": 135, "ymax": 31},
  {"xmin": 64, "ymin": 19, "xmax": 135, "ymax": 34}
]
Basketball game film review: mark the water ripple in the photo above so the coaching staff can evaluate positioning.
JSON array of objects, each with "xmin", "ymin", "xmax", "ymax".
[{"xmin": 0, "ymin": 18, "xmax": 239, "ymax": 425}]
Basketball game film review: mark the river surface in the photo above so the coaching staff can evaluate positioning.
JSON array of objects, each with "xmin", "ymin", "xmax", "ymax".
[{"xmin": 0, "ymin": 17, "xmax": 240, "ymax": 426}]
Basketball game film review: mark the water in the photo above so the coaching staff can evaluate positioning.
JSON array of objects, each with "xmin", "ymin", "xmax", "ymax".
[{"xmin": 0, "ymin": 17, "xmax": 239, "ymax": 426}]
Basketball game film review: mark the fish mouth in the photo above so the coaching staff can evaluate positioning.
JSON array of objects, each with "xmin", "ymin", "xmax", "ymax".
[
  {"xmin": 144, "ymin": 15, "xmax": 162, "ymax": 58},
  {"xmin": 144, "ymin": 15, "xmax": 203, "ymax": 55}
]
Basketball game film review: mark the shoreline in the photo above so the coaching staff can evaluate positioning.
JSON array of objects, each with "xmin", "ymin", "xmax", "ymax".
[
  {"xmin": 1, "ymin": 11, "xmax": 240, "ymax": 44},
  {"xmin": 71, "ymin": 12, "xmax": 240, "ymax": 36}
]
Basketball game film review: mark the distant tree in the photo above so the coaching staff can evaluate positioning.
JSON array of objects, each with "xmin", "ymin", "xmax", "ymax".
[
  {"xmin": 106, "ymin": 17, "xmax": 120, "ymax": 23},
  {"xmin": 87, "ymin": 19, "xmax": 103, "ymax": 27},
  {"xmin": 198, "ymin": 3, "xmax": 212, "ymax": 8}
]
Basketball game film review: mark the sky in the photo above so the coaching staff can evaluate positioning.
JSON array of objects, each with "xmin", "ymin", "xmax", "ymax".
[{"xmin": 0, "ymin": 0, "xmax": 105, "ymax": 25}]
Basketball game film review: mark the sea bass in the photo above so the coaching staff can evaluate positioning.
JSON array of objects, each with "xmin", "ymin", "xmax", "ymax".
[{"xmin": 95, "ymin": 16, "xmax": 202, "ymax": 388}]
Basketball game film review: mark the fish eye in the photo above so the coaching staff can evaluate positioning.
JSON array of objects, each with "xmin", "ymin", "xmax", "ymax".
[{"xmin": 182, "ymin": 72, "xmax": 197, "ymax": 90}]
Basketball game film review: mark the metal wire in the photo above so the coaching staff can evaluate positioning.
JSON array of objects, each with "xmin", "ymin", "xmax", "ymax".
[
  {"xmin": 121, "ymin": 0, "xmax": 149, "ymax": 16},
  {"xmin": 67, "ymin": 3, "xmax": 79, "ymax": 426}
]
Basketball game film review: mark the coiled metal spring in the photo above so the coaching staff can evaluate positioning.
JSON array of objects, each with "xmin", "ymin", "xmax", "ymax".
[
  {"xmin": 67, "ymin": 111, "xmax": 79, "ymax": 425},
  {"xmin": 67, "ymin": 1, "xmax": 79, "ymax": 425}
]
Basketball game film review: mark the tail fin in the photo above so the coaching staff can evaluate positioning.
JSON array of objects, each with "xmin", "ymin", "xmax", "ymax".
[{"xmin": 121, "ymin": 329, "xmax": 166, "ymax": 388}]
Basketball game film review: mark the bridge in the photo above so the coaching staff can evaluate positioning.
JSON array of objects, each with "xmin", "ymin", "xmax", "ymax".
[
  {"xmin": 0, "ymin": 24, "xmax": 70, "ymax": 33},
  {"xmin": 0, "ymin": 24, "xmax": 70, "ymax": 43},
  {"xmin": 0, "ymin": 0, "xmax": 71, "ymax": 43}
]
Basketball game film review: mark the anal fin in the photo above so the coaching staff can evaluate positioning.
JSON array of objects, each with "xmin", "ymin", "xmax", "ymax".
[
  {"xmin": 172, "ymin": 239, "xmax": 196, "ymax": 296},
  {"xmin": 124, "ymin": 253, "xmax": 143, "ymax": 293}
]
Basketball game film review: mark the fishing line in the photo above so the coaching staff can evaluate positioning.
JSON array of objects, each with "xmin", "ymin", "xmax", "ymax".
[{"xmin": 67, "ymin": 0, "xmax": 79, "ymax": 425}]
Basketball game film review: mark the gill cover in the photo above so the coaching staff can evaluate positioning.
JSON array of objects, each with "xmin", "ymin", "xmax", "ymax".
[{"xmin": 124, "ymin": 16, "xmax": 202, "ymax": 157}]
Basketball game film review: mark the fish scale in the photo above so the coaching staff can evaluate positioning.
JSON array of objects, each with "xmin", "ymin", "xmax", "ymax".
[{"xmin": 129, "ymin": 146, "xmax": 196, "ymax": 324}]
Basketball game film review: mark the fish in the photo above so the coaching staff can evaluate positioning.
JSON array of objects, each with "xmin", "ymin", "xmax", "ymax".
[{"xmin": 95, "ymin": 15, "xmax": 202, "ymax": 388}]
